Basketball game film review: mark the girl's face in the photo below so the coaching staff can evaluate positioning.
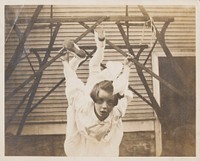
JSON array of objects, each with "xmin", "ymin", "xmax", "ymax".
[{"xmin": 94, "ymin": 89, "xmax": 115, "ymax": 121}]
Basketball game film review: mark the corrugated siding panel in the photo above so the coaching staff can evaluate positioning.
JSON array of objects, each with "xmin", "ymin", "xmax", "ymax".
[{"xmin": 5, "ymin": 6, "xmax": 195, "ymax": 128}]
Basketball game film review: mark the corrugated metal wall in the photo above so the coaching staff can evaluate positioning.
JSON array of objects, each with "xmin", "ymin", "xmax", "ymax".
[{"xmin": 5, "ymin": 5, "xmax": 195, "ymax": 133}]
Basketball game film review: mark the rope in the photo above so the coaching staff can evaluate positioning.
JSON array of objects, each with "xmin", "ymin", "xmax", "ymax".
[{"xmin": 149, "ymin": 16, "xmax": 156, "ymax": 47}]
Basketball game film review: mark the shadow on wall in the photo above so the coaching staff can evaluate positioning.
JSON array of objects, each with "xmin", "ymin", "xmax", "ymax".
[{"xmin": 161, "ymin": 124, "xmax": 195, "ymax": 156}]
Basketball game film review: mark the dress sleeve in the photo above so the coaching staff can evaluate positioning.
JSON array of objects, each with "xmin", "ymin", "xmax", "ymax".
[
  {"xmin": 114, "ymin": 89, "xmax": 133, "ymax": 118},
  {"xmin": 115, "ymin": 97, "xmax": 128, "ymax": 118},
  {"xmin": 113, "ymin": 65, "xmax": 130, "ymax": 95}
]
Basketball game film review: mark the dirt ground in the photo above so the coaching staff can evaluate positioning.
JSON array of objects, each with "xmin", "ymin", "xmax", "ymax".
[
  {"xmin": 5, "ymin": 129, "xmax": 195, "ymax": 156},
  {"xmin": 5, "ymin": 132, "xmax": 155, "ymax": 156}
]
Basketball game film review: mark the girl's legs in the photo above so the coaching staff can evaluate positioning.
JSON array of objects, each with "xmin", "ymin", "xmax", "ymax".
[
  {"xmin": 85, "ymin": 27, "xmax": 106, "ymax": 93},
  {"xmin": 62, "ymin": 56, "xmax": 84, "ymax": 79},
  {"xmin": 61, "ymin": 43, "xmax": 85, "ymax": 150},
  {"xmin": 61, "ymin": 45, "xmax": 85, "ymax": 102},
  {"xmin": 62, "ymin": 41, "xmax": 86, "ymax": 79},
  {"xmin": 88, "ymin": 26, "xmax": 106, "ymax": 75}
]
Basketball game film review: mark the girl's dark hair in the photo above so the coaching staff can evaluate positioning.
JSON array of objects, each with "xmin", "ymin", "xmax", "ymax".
[{"xmin": 90, "ymin": 80, "xmax": 118, "ymax": 106}]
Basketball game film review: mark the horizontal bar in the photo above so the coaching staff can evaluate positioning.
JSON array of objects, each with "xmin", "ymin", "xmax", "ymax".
[
  {"xmin": 74, "ymin": 16, "xmax": 107, "ymax": 43},
  {"xmin": 119, "ymin": 22, "xmax": 146, "ymax": 26},
  {"xmin": 32, "ymin": 24, "xmax": 57, "ymax": 29},
  {"xmin": 7, "ymin": 16, "xmax": 174, "ymax": 24},
  {"xmin": 31, "ymin": 44, "xmax": 149, "ymax": 52}
]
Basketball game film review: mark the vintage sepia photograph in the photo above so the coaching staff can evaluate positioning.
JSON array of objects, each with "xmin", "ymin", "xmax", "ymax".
[{"xmin": 2, "ymin": 1, "xmax": 199, "ymax": 159}]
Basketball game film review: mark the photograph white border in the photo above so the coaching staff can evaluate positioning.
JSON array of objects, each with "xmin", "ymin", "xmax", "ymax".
[{"xmin": 1, "ymin": 0, "xmax": 199, "ymax": 161}]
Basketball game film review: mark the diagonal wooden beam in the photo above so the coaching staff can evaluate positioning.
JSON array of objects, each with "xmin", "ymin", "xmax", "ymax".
[
  {"xmin": 13, "ymin": 25, "xmax": 36, "ymax": 73},
  {"xmin": 117, "ymin": 21, "xmax": 147, "ymax": 60},
  {"xmin": 155, "ymin": 22, "xmax": 187, "ymax": 84},
  {"xmin": 23, "ymin": 47, "xmax": 153, "ymax": 121},
  {"xmin": 5, "ymin": 46, "xmax": 44, "ymax": 130},
  {"xmin": 116, "ymin": 22, "xmax": 163, "ymax": 122},
  {"xmin": 16, "ymin": 23, "xmax": 61, "ymax": 136},
  {"xmin": 5, "ymin": 52, "xmax": 42, "ymax": 130},
  {"xmin": 16, "ymin": 72, "xmax": 43, "ymax": 136},
  {"xmin": 5, "ymin": 5, "xmax": 43, "ymax": 81},
  {"xmin": 28, "ymin": 78, "xmax": 65, "ymax": 115},
  {"xmin": 128, "ymin": 85, "xmax": 153, "ymax": 107},
  {"xmin": 138, "ymin": 5, "xmax": 187, "ymax": 87},
  {"xmin": 6, "ymin": 19, "xmax": 107, "ymax": 101},
  {"xmin": 11, "ymin": 24, "xmax": 37, "ymax": 73},
  {"xmin": 83, "ymin": 47, "xmax": 153, "ymax": 107},
  {"xmin": 25, "ymin": 48, "xmax": 96, "ymax": 115},
  {"xmin": 73, "ymin": 22, "xmax": 154, "ymax": 108},
  {"xmin": 107, "ymin": 42, "xmax": 184, "ymax": 97},
  {"xmin": 74, "ymin": 16, "xmax": 107, "ymax": 43},
  {"xmin": 116, "ymin": 22, "xmax": 136, "ymax": 57},
  {"xmin": 138, "ymin": 5, "xmax": 149, "ymax": 18},
  {"xmin": 6, "ymin": 31, "xmax": 107, "ymax": 101},
  {"xmin": 143, "ymin": 39, "xmax": 158, "ymax": 66},
  {"xmin": 80, "ymin": 22, "xmax": 184, "ymax": 97},
  {"xmin": 99, "ymin": 54, "xmax": 153, "ymax": 107},
  {"xmin": 5, "ymin": 86, "xmax": 31, "ymax": 130},
  {"xmin": 5, "ymin": 49, "xmax": 64, "ymax": 101},
  {"xmin": 142, "ymin": 17, "xmax": 167, "ymax": 66}
]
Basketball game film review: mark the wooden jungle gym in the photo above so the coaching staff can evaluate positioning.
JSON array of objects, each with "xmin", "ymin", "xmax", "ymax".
[{"xmin": 5, "ymin": 5, "xmax": 191, "ymax": 136}]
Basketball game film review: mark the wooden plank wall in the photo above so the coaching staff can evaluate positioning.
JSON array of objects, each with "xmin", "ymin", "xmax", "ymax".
[{"xmin": 4, "ymin": 5, "xmax": 195, "ymax": 134}]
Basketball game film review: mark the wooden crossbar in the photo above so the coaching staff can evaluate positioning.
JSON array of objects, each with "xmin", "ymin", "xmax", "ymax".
[
  {"xmin": 30, "ymin": 44, "xmax": 149, "ymax": 52},
  {"xmin": 6, "ymin": 16, "xmax": 174, "ymax": 24}
]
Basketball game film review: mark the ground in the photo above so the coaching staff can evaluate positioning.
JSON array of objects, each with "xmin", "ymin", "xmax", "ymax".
[{"xmin": 5, "ymin": 132, "xmax": 155, "ymax": 156}]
